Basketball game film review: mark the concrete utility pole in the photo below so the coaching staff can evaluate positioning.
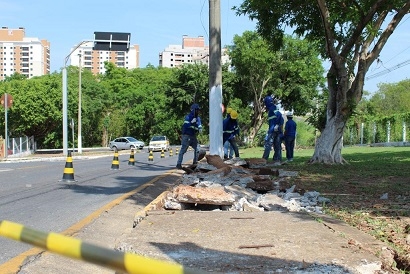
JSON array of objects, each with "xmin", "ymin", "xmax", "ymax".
[
  {"xmin": 78, "ymin": 53, "xmax": 82, "ymax": 154},
  {"xmin": 209, "ymin": 0, "xmax": 223, "ymax": 157}
]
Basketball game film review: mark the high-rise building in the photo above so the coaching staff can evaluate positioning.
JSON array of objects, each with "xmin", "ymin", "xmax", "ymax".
[
  {"xmin": 69, "ymin": 41, "xmax": 139, "ymax": 75},
  {"xmin": 0, "ymin": 27, "xmax": 50, "ymax": 80},
  {"xmin": 159, "ymin": 35, "xmax": 229, "ymax": 68},
  {"xmin": 159, "ymin": 35, "xmax": 209, "ymax": 68}
]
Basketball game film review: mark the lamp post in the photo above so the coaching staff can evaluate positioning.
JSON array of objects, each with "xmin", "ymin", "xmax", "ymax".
[
  {"xmin": 62, "ymin": 66, "xmax": 68, "ymax": 156},
  {"xmin": 62, "ymin": 33, "xmax": 130, "ymax": 155},
  {"xmin": 62, "ymin": 41, "xmax": 91, "ymax": 156},
  {"xmin": 78, "ymin": 53, "xmax": 82, "ymax": 154}
]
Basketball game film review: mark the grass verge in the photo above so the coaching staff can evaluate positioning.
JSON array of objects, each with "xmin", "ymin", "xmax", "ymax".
[{"xmin": 241, "ymin": 146, "xmax": 410, "ymax": 272}]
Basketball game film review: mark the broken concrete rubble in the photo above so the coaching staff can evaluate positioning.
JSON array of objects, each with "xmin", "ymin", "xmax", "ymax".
[
  {"xmin": 163, "ymin": 155, "xmax": 330, "ymax": 214},
  {"xmin": 172, "ymin": 185, "xmax": 235, "ymax": 205}
]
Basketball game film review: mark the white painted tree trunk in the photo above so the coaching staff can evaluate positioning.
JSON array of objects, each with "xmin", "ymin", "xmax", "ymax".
[{"xmin": 310, "ymin": 114, "xmax": 346, "ymax": 164}]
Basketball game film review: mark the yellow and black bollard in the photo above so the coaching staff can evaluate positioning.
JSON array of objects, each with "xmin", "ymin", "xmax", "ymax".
[
  {"xmin": 128, "ymin": 149, "xmax": 135, "ymax": 166},
  {"xmin": 148, "ymin": 150, "xmax": 154, "ymax": 161},
  {"xmin": 175, "ymin": 147, "xmax": 179, "ymax": 155},
  {"xmin": 111, "ymin": 148, "xmax": 120, "ymax": 170},
  {"xmin": 161, "ymin": 149, "xmax": 165, "ymax": 158},
  {"xmin": 169, "ymin": 147, "xmax": 173, "ymax": 157},
  {"xmin": 60, "ymin": 151, "xmax": 76, "ymax": 182}
]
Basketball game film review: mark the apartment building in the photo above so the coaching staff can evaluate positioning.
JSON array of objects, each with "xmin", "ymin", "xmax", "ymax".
[
  {"xmin": 159, "ymin": 35, "xmax": 229, "ymax": 68},
  {"xmin": 0, "ymin": 27, "xmax": 50, "ymax": 80},
  {"xmin": 159, "ymin": 35, "xmax": 209, "ymax": 68},
  {"xmin": 69, "ymin": 41, "xmax": 139, "ymax": 75}
]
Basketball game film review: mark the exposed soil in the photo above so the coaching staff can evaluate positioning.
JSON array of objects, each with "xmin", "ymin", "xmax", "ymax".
[{"xmin": 284, "ymin": 176, "xmax": 410, "ymax": 273}]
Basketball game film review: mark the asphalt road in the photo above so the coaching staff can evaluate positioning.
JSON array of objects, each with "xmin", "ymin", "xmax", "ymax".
[{"xmin": 0, "ymin": 149, "xmax": 187, "ymax": 265}]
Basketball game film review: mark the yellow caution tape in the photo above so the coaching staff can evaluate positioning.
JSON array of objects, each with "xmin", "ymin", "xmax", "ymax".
[{"xmin": 0, "ymin": 220, "xmax": 207, "ymax": 274}]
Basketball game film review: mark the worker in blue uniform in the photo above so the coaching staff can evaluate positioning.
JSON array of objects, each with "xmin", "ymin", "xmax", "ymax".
[
  {"xmin": 176, "ymin": 103, "xmax": 202, "ymax": 169},
  {"xmin": 223, "ymin": 110, "xmax": 240, "ymax": 159}
]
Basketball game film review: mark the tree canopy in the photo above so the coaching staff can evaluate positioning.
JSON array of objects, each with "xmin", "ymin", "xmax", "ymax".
[
  {"xmin": 235, "ymin": 0, "xmax": 410, "ymax": 163},
  {"xmin": 228, "ymin": 31, "xmax": 324, "ymax": 142},
  {"xmin": 367, "ymin": 79, "xmax": 410, "ymax": 116}
]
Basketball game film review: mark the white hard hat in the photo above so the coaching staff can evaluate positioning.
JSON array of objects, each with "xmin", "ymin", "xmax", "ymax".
[{"xmin": 286, "ymin": 111, "xmax": 293, "ymax": 117}]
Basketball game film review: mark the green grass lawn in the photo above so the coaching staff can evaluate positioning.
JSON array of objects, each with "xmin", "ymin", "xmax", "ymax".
[{"xmin": 240, "ymin": 146, "xmax": 410, "ymax": 186}]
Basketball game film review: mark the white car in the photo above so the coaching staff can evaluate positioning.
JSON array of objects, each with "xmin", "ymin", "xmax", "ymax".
[
  {"xmin": 148, "ymin": 135, "xmax": 170, "ymax": 152},
  {"xmin": 109, "ymin": 137, "xmax": 145, "ymax": 151}
]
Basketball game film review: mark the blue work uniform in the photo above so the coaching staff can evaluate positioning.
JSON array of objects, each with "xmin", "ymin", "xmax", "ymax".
[
  {"xmin": 177, "ymin": 110, "xmax": 202, "ymax": 166},
  {"xmin": 222, "ymin": 117, "xmax": 240, "ymax": 159},
  {"xmin": 262, "ymin": 105, "xmax": 284, "ymax": 162},
  {"xmin": 284, "ymin": 118, "xmax": 297, "ymax": 161}
]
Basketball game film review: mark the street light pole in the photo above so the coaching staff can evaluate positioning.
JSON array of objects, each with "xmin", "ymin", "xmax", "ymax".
[
  {"xmin": 62, "ymin": 41, "xmax": 91, "ymax": 156},
  {"xmin": 78, "ymin": 53, "xmax": 82, "ymax": 154},
  {"xmin": 4, "ymin": 93, "xmax": 8, "ymax": 158},
  {"xmin": 62, "ymin": 34, "xmax": 130, "ymax": 155},
  {"xmin": 62, "ymin": 66, "xmax": 68, "ymax": 156}
]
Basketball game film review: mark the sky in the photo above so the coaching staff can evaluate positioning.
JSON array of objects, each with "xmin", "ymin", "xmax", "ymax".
[{"xmin": 1, "ymin": 0, "xmax": 410, "ymax": 95}]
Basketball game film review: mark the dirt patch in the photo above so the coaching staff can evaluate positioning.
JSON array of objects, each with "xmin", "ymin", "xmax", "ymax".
[{"xmin": 287, "ymin": 175, "xmax": 410, "ymax": 272}]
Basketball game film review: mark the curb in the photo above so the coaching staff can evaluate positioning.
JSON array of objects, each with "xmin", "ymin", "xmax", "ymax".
[
  {"xmin": 133, "ymin": 191, "xmax": 171, "ymax": 227},
  {"xmin": 132, "ymin": 169, "xmax": 183, "ymax": 227}
]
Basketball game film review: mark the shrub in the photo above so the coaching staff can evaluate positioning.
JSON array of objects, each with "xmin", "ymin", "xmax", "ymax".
[{"xmin": 295, "ymin": 118, "xmax": 316, "ymax": 147}]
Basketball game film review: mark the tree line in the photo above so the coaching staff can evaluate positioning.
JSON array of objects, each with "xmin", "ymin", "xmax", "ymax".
[
  {"xmin": 345, "ymin": 79, "xmax": 410, "ymax": 144},
  {"xmin": 1, "ymin": 28, "xmax": 408, "ymax": 157},
  {"xmin": 0, "ymin": 33, "xmax": 324, "ymax": 149}
]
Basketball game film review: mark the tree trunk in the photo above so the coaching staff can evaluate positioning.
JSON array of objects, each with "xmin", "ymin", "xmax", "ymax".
[
  {"xmin": 310, "ymin": 66, "xmax": 350, "ymax": 164},
  {"xmin": 242, "ymin": 109, "xmax": 264, "ymax": 146},
  {"xmin": 246, "ymin": 126, "xmax": 258, "ymax": 145},
  {"xmin": 310, "ymin": 109, "xmax": 348, "ymax": 164},
  {"xmin": 310, "ymin": 1, "xmax": 410, "ymax": 165}
]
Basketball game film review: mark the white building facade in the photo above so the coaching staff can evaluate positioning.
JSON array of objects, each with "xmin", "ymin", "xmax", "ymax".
[
  {"xmin": 0, "ymin": 27, "xmax": 50, "ymax": 80},
  {"xmin": 69, "ymin": 41, "xmax": 139, "ymax": 75},
  {"xmin": 159, "ymin": 35, "xmax": 229, "ymax": 68}
]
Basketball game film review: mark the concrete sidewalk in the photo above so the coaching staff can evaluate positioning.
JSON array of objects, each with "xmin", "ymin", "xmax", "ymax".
[
  {"xmin": 14, "ymin": 170, "xmax": 387, "ymax": 274},
  {"xmin": 117, "ymin": 210, "xmax": 385, "ymax": 273}
]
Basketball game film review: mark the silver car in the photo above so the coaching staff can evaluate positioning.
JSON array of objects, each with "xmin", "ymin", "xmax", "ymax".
[{"xmin": 109, "ymin": 137, "xmax": 144, "ymax": 150}]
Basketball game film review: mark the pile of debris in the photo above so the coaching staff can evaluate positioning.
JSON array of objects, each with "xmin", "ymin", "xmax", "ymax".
[{"xmin": 161, "ymin": 155, "xmax": 330, "ymax": 214}]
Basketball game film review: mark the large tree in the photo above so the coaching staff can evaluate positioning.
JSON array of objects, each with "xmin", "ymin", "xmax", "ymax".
[
  {"xmin": 228, "ymin": 31, "xmax": 324, "ymax": 143},
  {"xmin": 235, "ymin": 0, "xmax": 410, "ymax": 163}
]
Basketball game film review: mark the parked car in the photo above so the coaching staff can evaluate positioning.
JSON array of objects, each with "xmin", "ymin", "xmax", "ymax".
[
  {"xmin": 109, "ymin": 137, "xmax": 145, "ymax": 151},
  {"xmin": 148, "ymin": 135, "xmax": 170, "ymax": 152}
]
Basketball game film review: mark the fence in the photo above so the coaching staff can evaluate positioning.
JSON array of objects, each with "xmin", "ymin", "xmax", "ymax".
[
  {"xmin": 1, "ymin": 135, "xmax": 35, "ymax": 158},
  {"xmin": 344, "ymin": 119, "xmax": 409, "ymax": 146}
]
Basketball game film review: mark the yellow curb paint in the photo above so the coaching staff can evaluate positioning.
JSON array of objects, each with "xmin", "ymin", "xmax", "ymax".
[
  {"xmin": 0, "ymin": 248, "xmax": 44, "ymax": 274},
  {"xmin": 133, "ymin": 170, "xmax": 182, "ymax": 222}
]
